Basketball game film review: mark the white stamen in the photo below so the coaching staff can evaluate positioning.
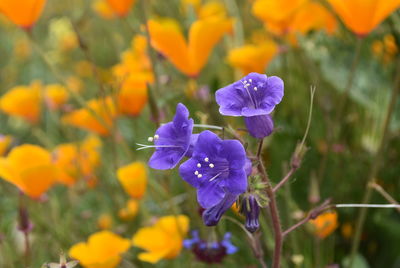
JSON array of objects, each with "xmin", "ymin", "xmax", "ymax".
[
  {"xmin": 209, "ymin": 163, "xmax": 214, "ymax": 168},
  {"xmin": 197, "ymin": 174, "xmax": 203, "ymax": 178},
  {"xmin": 147, "ymin": 137, "xmax": 154, "ymax": 142},
  {"xmin": 204, "ymin": 157, "xmax": 209, "ymax": 162},
  {"xmin": 249, "ymin": 79, "xmax": 252, "ymax": 82},
  {"xmin": 194, "ymin": 170, "xmax": 199, "ymax": 175},
  {"xmin": 197, "ymin": 163, "xmax": 201, "ymax": 168},
  {"xmin": 253, "ymin": 87, "xmax": 257, "ymax": 91},
  {"xmin": 209, "ymin": 172, "xmax": 222, "ymax": 182},
  {"xmin": 154, "ymin": 134, "xmax": 159, "ymax": 140}
]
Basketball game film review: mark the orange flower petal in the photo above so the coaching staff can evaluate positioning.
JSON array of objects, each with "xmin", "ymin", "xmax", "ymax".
[
  {"xmin": 188, "ymin": 17, "xmax": 233, "ymax": 75},
  {"xmin": 327, "ymin": 0, "xmax": 400, "ymax": 36},
  {"xmin": 148, "ymin": 19, "xmax": 193, "ymax": 76},
  {"xmin": 0, "ymin": 0, "xmax": 47, "ymax": 28},
  {"xmin": 106, "ymin": 0, "xmax": 135, "ymax": 17},
  {"xmin": 117, "ymin": 162, "xmax": 147, "ymax": 199}
]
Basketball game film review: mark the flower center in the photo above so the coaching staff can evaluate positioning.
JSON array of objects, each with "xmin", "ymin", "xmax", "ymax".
[
  {"xmin": 193, "ymin": 156, "xmax": 229, "ymax": 182},
  {"xmin": 241, "ymin": 79, "xmax": 258, "ymax": 109}
]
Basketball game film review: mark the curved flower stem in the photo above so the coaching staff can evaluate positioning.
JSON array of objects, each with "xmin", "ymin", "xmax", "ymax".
[
  {"xmin": 282, "ymin": 199, "xmax": 331, "ymax": 237},
  {"xmin": 274, "ymin": 86, "xmax": 315, "ymax": 192},
  {"xmin": 368, "ymin": 182, "xmax": 400, "ymax": 213},
  {"xmin": 223, "ymin": 216, "xmax": 267, "ymax": 268},
  {"xmin": 317, "ymin": 37, "xmax": 363, "ymax": 181},
  {"xmin": 348, "ymin": 56, "xmax": 400, "ymax": 268},
  {"xmin": 256, "ymin": 139, "xmax": 282, "ymax": 268}
]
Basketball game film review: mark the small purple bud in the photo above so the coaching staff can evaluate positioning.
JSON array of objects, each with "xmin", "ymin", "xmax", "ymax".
[
  {"xmin": 244, "ymin": 114, "xmax": 274, "ymax": 139},
  {"xmin": 241, "ymin": 195, "xmax": 260, "ymax": 233}
]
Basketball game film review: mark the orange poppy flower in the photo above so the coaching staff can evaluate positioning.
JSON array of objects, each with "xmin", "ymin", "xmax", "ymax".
[
  {"xmin": 132, "ymin": 215, "xmax": 189, "ymax": 263},
  {"xmin": 0, "ymin": 82, "xmax": 41, "ymax": 123},
  {"xmin": 117, "ymin": 162, "xmax": 147, "ymax": 199},
  {"xmin": 228, "ymin": 40, "xmax": 279, "ymax": 74},
  {"xmin": 44, "ymin": 84, "xmax": 69, "ymax": 110},
  {"xmin": 327, "ymin": 0, "xmax": 400, "ymax": 36},
  {"xmin": 0, "ymin": 144, "xmax": 58, "ymax": 199},
  {"xmin": 309, "ymin": 211, "xmax": 338, "ymax": 239},
  {"xmin": 69, "ymin": 231, "xmax": 131, "ymax": 268},
  {"xmin": 113, "ymin": 36, "xmax": 152, "ymax": 116},
  {"xmin": 148, "ymin": 17, "xmax": 233, "ymax": 77},
  {"xmin": 252, "ymin": 0, "xmax": 336, "ymax": 37},
  {"xmin": 52, "ymin": 135, "xmax": 102, "ymax": 186},
  {"xmin": 0, "ymin": 0, "xmax": 47, "ymax": 29},
  {"xmin": 61, "ymin": 97, "xmax": 117, "ymax": 136},
  {"xmin": 106, "ymin": 0, "xmax": 136, "ymax": 17}
]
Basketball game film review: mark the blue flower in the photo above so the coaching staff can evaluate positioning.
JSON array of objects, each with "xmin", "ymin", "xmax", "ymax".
[
  {"xmin": 215, "ymin": 72, "xmax": 284, "ymax": 138},
  {"xmin": 137, "ymin": 103, "xmax": 194, "ymax": 169},
  {"xmin": 179, "ymin": 130, "xmax": 247, "ymax": 209},
  {"xmin": 184, "ymin": 230, "xmax": 238, "ymax": 264}
]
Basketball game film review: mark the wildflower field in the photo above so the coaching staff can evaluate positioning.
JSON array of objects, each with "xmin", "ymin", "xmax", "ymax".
[{"xmin": 1, "ymin": 0, "xmax": 400, "ymax": 267}]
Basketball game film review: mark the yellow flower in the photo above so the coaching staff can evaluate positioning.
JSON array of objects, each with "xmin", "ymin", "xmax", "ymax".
[
  {"xmin": 132, "ymin": 215, "xmax": 189, "ymax": 263},
  {"xmin": 0, "ymin": 0, "xmax": 47, "ymax": 29},
  {"xmin": 52, "ymin": 135, "xmax": 102, "ymax": 186},
  {"xmin": 61, "ymin": 97, "xmax": 117, "ymax": 136},
  {"xmin": 372, "ymin": 34, "xmax": 398, "ymax": 64},
  {"xmin": 148, "ymin": 16, "xmax": 233, "ymax": 77},
  {"xmin": 0, "ymin": 135, "xmax": 12, "ymax": 156},
  {"xmin": 69, "ymin": 231, "xmax": 131, "ymax": 268},
  {"xmin": 97, "ymin": 213, "xmax": 113, "ymax": 230},
  {"xmin": 0, "ymin": 144, "xmax": 58, "ymax": 199},
  {"xmin": 106, "ymin": 0, "xmax": 136, "ymax": 17},
  {"xmin": 0, "ymin": 82, "xmax": 41, "ymax": 123},
  {"xmin": 44, "ymin": 84, "xmax": 69, "ymax": 110},
  {"xmin": 228, "ymin": 40, "xmax": 278, "ymax": 74},
  {"xmin": 118, "ymin": 199, "xmax": 139, "ymax": 221},
  {"xmin": 117, "ymin": 162, "xmax": 147, "ymax": 199},
  {"xmin": 327, "ymin": 0, "xmax": 400, "ymax": 36},
  {"xmin": 309, "ymin": 211, "xmax": 338, "ymax": 239}
]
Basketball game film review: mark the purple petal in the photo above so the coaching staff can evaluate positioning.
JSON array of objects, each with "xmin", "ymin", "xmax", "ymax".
[
  {"xmin": 191, "ymin": 131, "xmax": 223, "ymax": 159},
  {"xmin": 222, "ymin": 140, "xmax": 246, "ymax": 168},
  {"xmin": 224, "ymin": 168, "xmax": 247, "ymax": 195},
  {"xmin": 148, "ymin": 103, "xmax": 193, "ymax": 170},
  {"xmin": 202, "ymin": 193, "xmax": 238, "ymax": 226},
  {"xmin": 216, "ymin": 82, "xmax": 248, "ymax": 116},
  {"xmin": 259, "ymin": 76, "xmax": 284, "ymax": 113},
  {"xmin": 179, "ymin": 158, "xmax": 201, "ymax": 188},
  {"xmin": 185, "ymin": 134, "xmax": 199, "ymax": 157},
  {"xmin": 244, "ymin": 114, "xmax": 274, "ymax": 139},
  {"xmin": 244, "ymin": 158, "xmax": 252, "ymax": 176},
  {"xmin": 197, "ymin": 179, "xmax": 225, "ymax": 208}
]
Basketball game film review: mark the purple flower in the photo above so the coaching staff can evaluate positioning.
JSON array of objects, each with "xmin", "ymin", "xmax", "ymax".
[
  {"xmin": 184, "ymin": 230, "xmax": 237, "ymax": 264},
  {"xmin": 215, "ymin": 72, "xmax": 284, "ymax": 138},
  {"xmin": 240, "ymin": 195, "xmax": 260, "ymax": 233},
  {"xmin": 179, "ymin": 130, "xmax": 247, "ymax": 209},
  {"xmin": 138, "ymin": 103, "xmax": 194, "ymax": 170},
  {"xmin": 202, "ymin": 192, "xmax": 238, "ymax": 226}
]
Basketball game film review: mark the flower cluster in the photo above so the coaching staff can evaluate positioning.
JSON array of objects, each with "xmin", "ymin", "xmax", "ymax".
[{"xmin": 140, "ymin": 72, "xmax": 284, "ymax": 229}]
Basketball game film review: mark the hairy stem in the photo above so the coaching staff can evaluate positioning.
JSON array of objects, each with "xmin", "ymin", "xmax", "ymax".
[{"xmin": 257, "ymin": 139, "xmax": 282, "ymax": 268}]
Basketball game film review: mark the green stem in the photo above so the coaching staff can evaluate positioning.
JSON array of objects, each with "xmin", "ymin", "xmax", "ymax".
[{"xmin": 348, "ymin": 56, "xmax": 400, "ymax": 268}]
